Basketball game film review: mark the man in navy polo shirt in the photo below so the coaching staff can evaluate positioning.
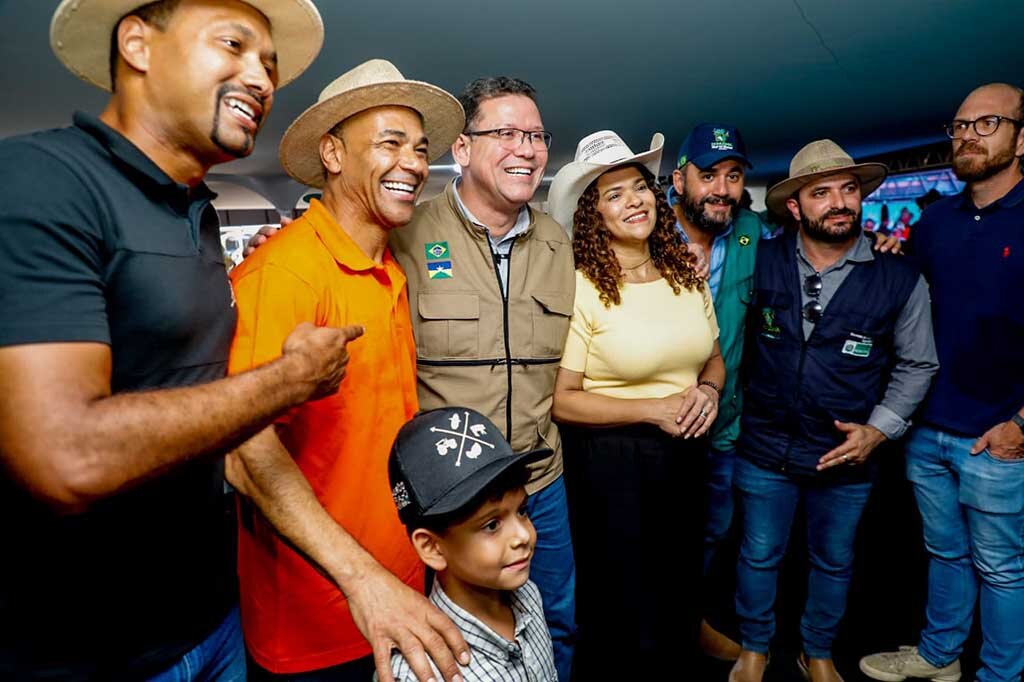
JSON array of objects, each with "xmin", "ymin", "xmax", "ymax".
[
  {"xmin": 861, "ymin": 83, "xmax": 1024, "ymax": 682},
  {"xmin": 0, "ymin": 2, "xmax": 374, "ymax": 680}
]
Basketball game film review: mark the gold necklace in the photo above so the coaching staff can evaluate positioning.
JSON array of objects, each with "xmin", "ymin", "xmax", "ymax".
[{"xmin": 619, "ymin": 256, "xmax": 651, "ymax": 271}]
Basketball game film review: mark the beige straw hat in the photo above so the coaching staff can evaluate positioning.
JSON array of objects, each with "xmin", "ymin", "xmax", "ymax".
[
  {"xmin": 50, "ymin": 0, "xmax": 324, "ymax": 91},
  {"xmin": 765, "ymin": 139, "xmax": 888, "ymax": 216},
  {"xmin": 547, "ymin": 130, "xmax": 665, "ymax": 233},
  {"xmin": 279, "ymin": 59, "xmax": 464, "ymax": 188}
]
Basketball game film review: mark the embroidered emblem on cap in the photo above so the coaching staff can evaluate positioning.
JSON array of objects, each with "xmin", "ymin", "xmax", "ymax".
[
  {"xmin": 430, "ymin": 411, "xmax": 496, "ymax": 467},
  {"xmin": 712, "ymin": 128, "xmax": 734, "ymax": 151},
  {"xmin": 392, "ymin": 481, "xmax": 411, "ymax": 510}
]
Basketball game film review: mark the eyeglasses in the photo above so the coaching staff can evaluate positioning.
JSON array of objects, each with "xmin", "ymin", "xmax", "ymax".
[
  {"xmin": 464, "ymin": 128, "xmax": 553, "ymax": 150},
  {"xmin": 802, "ymin": 273, "xmax": 823, "ymax": 323},
  {"xmin": 944, "ymin": 115, "xmax": 1023, "ymax": 139}
]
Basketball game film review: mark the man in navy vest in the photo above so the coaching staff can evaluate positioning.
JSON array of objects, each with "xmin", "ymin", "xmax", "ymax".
[
  {"xmin": 860, "ymin": 83, "xmax": 1024, "ymax": 682},
  {"xmin": 728, "ymin": 140, "xmax": 938, "ymax": 682}
]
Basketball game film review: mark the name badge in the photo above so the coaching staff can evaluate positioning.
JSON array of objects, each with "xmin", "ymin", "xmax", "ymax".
[{"xmin": 842, "ymin": 332, "xmax": 873, "ymax": 358}]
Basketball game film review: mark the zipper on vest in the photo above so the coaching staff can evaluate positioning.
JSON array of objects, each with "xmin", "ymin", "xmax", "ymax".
[
  {"xmin": 782, "ymin": 335, "xmax": 811, "ymax": 473},
  {"xmin": 488, "ymin": 234, "xmax": 517, "ymax": 440}
]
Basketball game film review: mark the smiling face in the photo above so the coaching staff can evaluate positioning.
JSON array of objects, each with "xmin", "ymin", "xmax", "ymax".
[
  {"xmin": 951, "ymin": 84, "xmax": 1024, "ymax": 182},
  {"xmin": 453, "ymin": 95, "xmax": 547, "ymax": 211},
  {"xmin": 787, "ymin": 172, "xmax": 863, "ymax": 245},
  {"xmin": 427, "ymin": 486, "xmax": 535, "ymax": 596},
  {"xmin": 672, "ymin": 159, "xmax": 745, "ymax": 235},
  {"xmin": 594, "ymin": 165, "xmax": 658, "ymax": 249},
  {"xmin": 322, "ymin": 106, "xmax": 429, "ymax": 230},
  {"xmin": 134, "ymin": 0, "xmax": 278, "ymax": 163}
]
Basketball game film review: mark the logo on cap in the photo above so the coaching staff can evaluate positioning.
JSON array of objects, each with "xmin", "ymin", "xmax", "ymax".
[
  {"xmin": 431, "ymin": 411, "xmax": 496, "ymax": 467},
  {"xmin": 712, "ymin": 128, "xmax": 734, "ymax": 151}
]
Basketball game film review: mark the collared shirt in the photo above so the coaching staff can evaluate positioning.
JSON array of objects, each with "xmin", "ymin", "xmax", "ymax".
[
  {"xmin": 452, "ymin": 178, "xmax": 531, "ymax": 295},
  {"xmin": 677, "ymin": 218, "xmax": 777, "ymax": 299},
  {"xmin": 387, "ymin": 579, "xmax": 557, "ymax": 682},
  {"xmin": 229, "ymin": 199, "xmax": 422, "ymax": 672},
  {"xmin": 912, "ymin": 177, "xmax": 1024, "ymax": 436},
  {"xmin": 0, "ymin": 112, "xmax": 237, "ymax": 678},
  {"xmin": 795, "ymin": 232, "xmax": 938, "ymax": 439}
]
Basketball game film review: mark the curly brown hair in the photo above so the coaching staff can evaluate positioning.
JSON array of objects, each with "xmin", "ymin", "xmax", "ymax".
[{"xmin": 571, "ymin": 164, "xmax": 701, "ymax": 307}]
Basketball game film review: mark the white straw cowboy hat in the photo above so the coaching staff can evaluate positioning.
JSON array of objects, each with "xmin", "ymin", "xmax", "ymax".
[
  {"xmin": 765, "ymin": 139, "xmax": 888, "ymax": 216},
  {"xmin": 50, "ymin": 0, "xmax": 324, "ymax": 91},
  {"xmin": 279, "ymin": 59, "xmax": 465, "ymax": 188},
  {"xmin": 547, "ymin": 130, "xmax": 665, "ymax": 233}
]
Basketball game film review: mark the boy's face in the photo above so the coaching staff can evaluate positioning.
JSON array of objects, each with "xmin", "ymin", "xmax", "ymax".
[{"xmin": 434, "ymin": 487, "xmax": 536, "ymax": 593}]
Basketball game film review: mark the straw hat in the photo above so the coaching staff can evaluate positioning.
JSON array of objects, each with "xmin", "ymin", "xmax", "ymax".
[
  {"xmin": 547, "ymin": 130, "xmax": 665, "ymax": 233},
  {"xmin": 279, "ymin": 59, "xmax": 465, "ymax": 188},
  {"xmin": 50, "ymin": 0, "xmax": 324, "ymax": 91},
  {"xmin": 765, "ymin": 139, "xmax": 888, "ymax": 216}
]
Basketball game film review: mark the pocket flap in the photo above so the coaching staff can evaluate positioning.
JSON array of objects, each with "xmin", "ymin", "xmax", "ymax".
[
  {"xmin": 531, "ymin": 291, "xmax": 573, "ymax": 316},
  {"xmin": 417, "ymin": 293, "xmax": 480, "ymax": 320}
]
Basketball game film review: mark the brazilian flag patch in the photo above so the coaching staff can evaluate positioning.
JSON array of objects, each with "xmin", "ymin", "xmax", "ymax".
[
  {"xmin": 427, "ymin": 260, "xmax": 453, "ymax": 279},
  {"xmin": 425, "ymin": 241, "xmax": 450, "ymax": 260}
]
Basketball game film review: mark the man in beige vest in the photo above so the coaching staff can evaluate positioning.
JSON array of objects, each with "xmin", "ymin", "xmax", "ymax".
[{"xmin": 388, "ymin": 76, "xmax": 577, "ymax": 680}]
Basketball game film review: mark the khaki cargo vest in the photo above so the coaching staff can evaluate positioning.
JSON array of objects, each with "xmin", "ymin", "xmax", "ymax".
[{"xmin": 389, "ymin": 183, "xmax": 575, "ymax": 492}]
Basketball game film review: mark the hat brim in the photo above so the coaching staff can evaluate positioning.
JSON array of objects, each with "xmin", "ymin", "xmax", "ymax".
[
  {"xmin": 686, "ymin": 150, "xmax": 753, "ymax": 171},
  {"xmin": 547, "ymin": 133, "xmax": 665, "ymax": 234},
  {"xmin": 50, "ymin": 0, "xmax": 323, "ymax": 91},
  {"xmin": 416, "ymin": 447, "xmax": 553, "ymax": 521},
  {"xmin": 279, "ymin": 81, "xmax": 465, "ymax": 188},
  {"xmin": 765, "ymin": 163, "xmax": 888, "ymax": 217}
]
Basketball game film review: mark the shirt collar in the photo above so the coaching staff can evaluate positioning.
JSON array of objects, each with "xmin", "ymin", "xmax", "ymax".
[
  {"xmin": 954, "ymin": 175, "xmax": 1024, "ymax": 210},
  {"xmin": 73, "ymin": 111, "xmax": 215, "ymax": 209},
  {"xmin": 796, "ymin": 230, "xmax": 875, "ymax": 272},
  {"xmin": 301, "ymin": 199, "xmax": 404, "ymax": 289},
  {"xmin": 676, "ymin": 220, "xmax": 734, "ymax": 245},
  {"xmin": 452, "ymin": 178, "xmax": 531, "ymax": 244},
  {"xmin": 429, "ymin": 578, "xmax": 532, "ymax": 661}
]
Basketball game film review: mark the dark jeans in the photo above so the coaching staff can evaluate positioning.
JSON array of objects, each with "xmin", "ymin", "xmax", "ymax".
[{"xmin": 247, "ymin": 655, "xmax": 374, "ymax": 682}]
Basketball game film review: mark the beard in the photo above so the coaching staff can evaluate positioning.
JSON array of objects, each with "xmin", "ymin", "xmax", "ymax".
[
  {"xmin": 952, "ymin": 139, "xmax": 1016, "ymax": 182},
  {"xmin": 680, "ymin": 189, "xmax": 737, "ymax": 235},
  {"xmin": 801, "ymin": 207, "xmax": 862, "ymax": 244},
  {"xmin": 209, "ymin": 84, "xmax": 262, "ymax": 159}
]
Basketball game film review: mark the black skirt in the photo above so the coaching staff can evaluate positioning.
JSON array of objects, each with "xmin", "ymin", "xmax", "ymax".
[{"xmin": 561, "ymin": 422, "xmax": 706, "ymax": 676}]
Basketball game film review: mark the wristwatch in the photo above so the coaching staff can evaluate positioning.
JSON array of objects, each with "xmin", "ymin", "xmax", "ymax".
[{"xmin": 1012, "ymin": 413, "xmax": 1024, "ymax": 435}]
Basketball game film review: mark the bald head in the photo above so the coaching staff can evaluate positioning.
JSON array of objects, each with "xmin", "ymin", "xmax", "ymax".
[{"xmin": 960, "ymin": 82, "xmax": 1024, "ymax": 122}]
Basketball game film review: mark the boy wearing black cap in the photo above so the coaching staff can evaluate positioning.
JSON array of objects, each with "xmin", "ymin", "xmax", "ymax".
[{"xmin": 385, "ymin": 408, "xmax": 558, "ymax": 682}]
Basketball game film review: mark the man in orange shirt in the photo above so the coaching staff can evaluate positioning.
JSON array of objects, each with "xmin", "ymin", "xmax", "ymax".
[{"xmin": 226, "ymin": 60, "xmax": 468, "ymax": 682}]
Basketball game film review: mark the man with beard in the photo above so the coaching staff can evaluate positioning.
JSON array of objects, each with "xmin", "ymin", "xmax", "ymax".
[
  {"xmin": 0, "ymin": 1, "xmax": 348, "ymax": 680},
  {"xmin": 860, "ymin": 83, "xmax": 1024, "ymax": 682},
  {"xmin": 728, "ymin": 140, "xmax": 938, "ymax": 682},
  {"xmin": 668, "ymin": 123, "xmax": 774, "ymax": 660}
]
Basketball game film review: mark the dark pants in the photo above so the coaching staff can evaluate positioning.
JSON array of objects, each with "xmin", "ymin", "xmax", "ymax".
[{"xmin": 562, "ymin": 423, "xmax": 705, "ymax": 678}]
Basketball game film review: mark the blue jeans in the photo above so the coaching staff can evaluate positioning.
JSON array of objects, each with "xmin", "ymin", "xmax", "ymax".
[
  {"xmin": 734, "ymin": 457, "xmax": 872, "ymax": 659},
  {"xmin": 704, "ymin": 446, "xmax": 737, "ymax": 576},
  {"xmin": 147, "ymin": 606, "xmax": 246, "ymax": 682},
  {"xmin": 526, "ymin": 475, "xmax": 577, "ymax": 682},
  {"xmin": 906, "ymin": 425, "xmax": 1024, "ymax": 682}
]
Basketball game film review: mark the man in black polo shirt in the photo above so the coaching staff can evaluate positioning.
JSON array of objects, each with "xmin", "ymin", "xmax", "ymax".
[
  {"xmin": 728, "ymin": 140, "xmax": 938, "ymax": 682},
  {"xmin": 861, "ymin": 83, "xmax": 1024, "ymax": 682},
  {"xmin": 0, "ymin": 1, "xmax": 367, "ymax": 680}
]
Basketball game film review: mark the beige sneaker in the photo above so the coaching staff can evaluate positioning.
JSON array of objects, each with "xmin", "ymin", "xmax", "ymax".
[{"xmin": 859, "ymin": 646, "xmax": 961, "ymax": 681}]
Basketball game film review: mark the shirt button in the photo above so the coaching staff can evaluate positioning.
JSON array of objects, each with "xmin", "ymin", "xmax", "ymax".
[{"xmin": 975, "ymin": 215, "xmax": 982, "ymax": 221}]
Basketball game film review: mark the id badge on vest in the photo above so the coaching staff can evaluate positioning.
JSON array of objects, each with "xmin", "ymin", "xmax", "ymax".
[{"xmin": 841, "ymin": 332, "xmax": 874, "ymax": 358}]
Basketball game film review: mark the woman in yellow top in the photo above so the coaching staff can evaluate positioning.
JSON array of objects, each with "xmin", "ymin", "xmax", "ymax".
[{"xmin": 548, "ymin": 130, "xmax": 725, "ymax": 678}]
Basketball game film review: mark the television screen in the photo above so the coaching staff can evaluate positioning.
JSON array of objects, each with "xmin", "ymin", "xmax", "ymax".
[{"xmin": 861, "ymin": 169, "xmax": 964, "ymax": 241}]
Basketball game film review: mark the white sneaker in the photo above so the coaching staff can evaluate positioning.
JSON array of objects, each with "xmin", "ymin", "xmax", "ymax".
[{"xmin": 859, "ymin": 646, "xmax": 961, "ymax": 681}]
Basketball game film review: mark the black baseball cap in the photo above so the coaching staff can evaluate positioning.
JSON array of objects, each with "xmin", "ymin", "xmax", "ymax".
[{"xmin": 389, "ymin": 407, "xmax": 551, "ymax": 527}]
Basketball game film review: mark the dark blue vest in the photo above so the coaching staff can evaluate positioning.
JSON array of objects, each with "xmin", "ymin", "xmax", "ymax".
[{"xmin": 738, "ymin": 233, "xmax": 919, "ymax": 481}]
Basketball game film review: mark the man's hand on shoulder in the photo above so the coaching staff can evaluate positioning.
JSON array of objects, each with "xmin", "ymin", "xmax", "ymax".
[
  {"xmin": 686, "ymin": 242, "xmax": 710, "ymax": 279},
  {"xmin": 345, "ymin": 560, "xmax": 470, "ymax": 682},
  {"xmin": 242, "ymin": 216, "xmax": 291, "ymax": 258},
  {"xmin": 870, "ymin": 231, "xmax": 903, "ymax": 255},
  {"xmin": 817, "ymin": 421, "xmax": 887, "ymax": 470},
  {"xmin": 971, "ymin": 419, "xmax": 1024, "ymax": 460}
]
